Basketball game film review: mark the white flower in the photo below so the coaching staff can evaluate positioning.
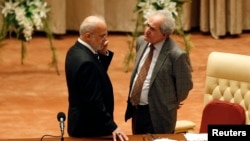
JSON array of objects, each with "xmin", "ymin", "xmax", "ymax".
[
  {"xmin": 1, "ymin": 0, "xmax": 19, "ymax": 17},
  {"xmin": 1, "ymin": 0, "xmax": 50, "ymax": 41},
  {"xmin": 164, "ymin": 2, "xmax": 178, "ymax": 16},
  {"xmin": 23, "ymin": 25, "xmax": 33, "ymax": 41},
  {"xmin": 143, "ymin": 7, "xmax": 156, "ymax": 23},
  {"xmin": 136, "ymin": 0, "xmax": 179, "ymax": 23},
  {"xmin": 35, "ymin": 2, "xmax": 50, "ymax": 18},
  {"xmin": 14, "ymin": 7, "xmax": 26, "ymax": 23},
  {"xmin": 32, "ymin": 13, "xmax": 43, "ymax": 30}
]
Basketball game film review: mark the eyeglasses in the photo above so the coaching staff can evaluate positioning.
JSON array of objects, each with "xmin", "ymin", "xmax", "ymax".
[
  {"xmin": 98, "ymin": 33, "xmax": 107, "ymax": 39},
  {"xmin": 91, "ymin": 32, "xmax": 108, "ymax": 39}
]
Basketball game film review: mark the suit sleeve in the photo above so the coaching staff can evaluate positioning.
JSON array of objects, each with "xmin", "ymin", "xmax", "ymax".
[
  {"xmin": 173, "ymin": 53, "xmax": 193, "ymax": 102},
  {"xmin": 99, "ymin": 50, "xmax": 114, "ymax": 71}
]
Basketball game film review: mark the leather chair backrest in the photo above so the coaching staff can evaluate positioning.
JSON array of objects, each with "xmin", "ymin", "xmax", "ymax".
[
  {"xmin": 199, "ymin": 100, "xmax": 245, "ymax": 133},
  {"xmin": 204, "ymin": 52, "xmax": 250, "ymax": 125}
]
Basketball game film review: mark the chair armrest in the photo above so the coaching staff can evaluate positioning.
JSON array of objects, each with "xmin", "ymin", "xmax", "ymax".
[{"xmin": 174, "ymin": 120, "xmax": 196, "ymax": 134}]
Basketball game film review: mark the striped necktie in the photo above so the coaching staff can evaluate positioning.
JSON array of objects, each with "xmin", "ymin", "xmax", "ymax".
[{"xmin": 130, "ymin": 44, "xmax": 154, "ymax": 106}]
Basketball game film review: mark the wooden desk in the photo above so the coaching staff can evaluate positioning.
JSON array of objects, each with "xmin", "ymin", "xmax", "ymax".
[{"xmin": 0, "ymin": 134, "xmax": 186, "ymax": 141}]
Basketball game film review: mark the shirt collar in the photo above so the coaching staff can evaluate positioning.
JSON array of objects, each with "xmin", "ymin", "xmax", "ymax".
[
  {"xmin": 150, "ymin": 40, "xmax": 164, "ymax": 52},
  {"xmin": 77, "ymin": 38, "xmax": 97, "ymax": 54}
]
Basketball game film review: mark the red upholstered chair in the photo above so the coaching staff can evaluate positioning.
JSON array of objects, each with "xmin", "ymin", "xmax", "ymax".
[{"xmin": 199, "ymin": 100, "xmax": 246, "ymax": 133}]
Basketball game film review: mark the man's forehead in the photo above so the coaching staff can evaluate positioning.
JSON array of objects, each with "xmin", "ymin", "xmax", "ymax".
[{"xmin": 147, "ymin": 19, "xmax": 161, "ymax": 29}]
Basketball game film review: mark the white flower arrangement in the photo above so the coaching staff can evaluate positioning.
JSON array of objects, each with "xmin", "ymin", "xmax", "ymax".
[
  {"xmin": 0, "ymin": 0, "xmax": 59, "ymax": 75},
  {"xmin": 124, "ymin": 0, "xmax": 193, "ymax": 72},
  {"xmin": 1, "ymin": 0, "xmax": 50, "ymax": 41}
]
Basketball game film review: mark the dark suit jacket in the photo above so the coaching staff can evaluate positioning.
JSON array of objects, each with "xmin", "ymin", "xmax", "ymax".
[
  {"xmin": 125, "ymin": 36, "xmax": 193, "ymax": 133},
  {"xmin": 65, "ymin": 41, "xmax": 117, "ymax": 137}
]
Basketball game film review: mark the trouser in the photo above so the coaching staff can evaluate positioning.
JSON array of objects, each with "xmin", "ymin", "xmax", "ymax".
[{"xmin": 132, "ymin": 105, "xmax": 155, "ymax": 134}]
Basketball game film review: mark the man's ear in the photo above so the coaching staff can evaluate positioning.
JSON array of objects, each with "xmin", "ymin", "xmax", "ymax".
[
  {"xmin": 83, "ymin": 32, "xmax": 93, "ymax": 42},
  {"xmin": 85, "ymin": 32, "xmax": 91, "ymax": 38},
  {"xmin": 163, "ymin": 33, "xmax": 168, "ymax": 38}
]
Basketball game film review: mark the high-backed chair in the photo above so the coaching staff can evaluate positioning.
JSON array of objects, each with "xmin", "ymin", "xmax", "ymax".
[
  {"xmin": 199, "ymin": 100, "xmax": 245, "ymax": 133},
  {"xmin": 174, "ymin": 51, "xmax": 250, "ymax": 133}
]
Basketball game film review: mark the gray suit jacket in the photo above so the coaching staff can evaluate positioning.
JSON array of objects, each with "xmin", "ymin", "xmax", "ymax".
[{"xmin": 125, "ymin": 36, "xmax": 193, "ymax": 133}]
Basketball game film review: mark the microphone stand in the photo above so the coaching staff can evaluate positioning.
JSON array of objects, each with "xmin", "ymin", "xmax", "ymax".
[
  {"xmin": 61, "ymin": 136, "xmax": 64, "ymax": 141},
  {"xmin": 60, "ymin": 129, "xmax": 64, "ymax": 141},
  {"xmin": 57, "ymin": 112, "xmax": 66, "ymax": 141}
]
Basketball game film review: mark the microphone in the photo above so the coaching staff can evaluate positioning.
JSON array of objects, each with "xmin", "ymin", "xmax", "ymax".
[{"xmin": 57, "ymin": 112, "xmax": 66, "ymax": 137}]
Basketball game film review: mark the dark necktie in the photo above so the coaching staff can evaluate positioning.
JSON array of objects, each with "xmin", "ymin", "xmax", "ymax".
[
  {"xmin": 130, "ymin": 45, "xmax": 154, "ymax": 106},
  {"xmin": 95, "ymin": 53, "xmax": 100, "ymax": 62}
]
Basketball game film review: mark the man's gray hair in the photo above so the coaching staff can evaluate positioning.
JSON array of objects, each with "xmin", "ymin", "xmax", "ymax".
[{"xmin": 148, "ymin": 10, "xmax": 175, "ymax": 35}]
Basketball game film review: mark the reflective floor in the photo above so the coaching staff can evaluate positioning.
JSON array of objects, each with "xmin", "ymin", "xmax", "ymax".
[{"xmin": 0, "ymin": 31, "xmax": 249, "ymax": 139}]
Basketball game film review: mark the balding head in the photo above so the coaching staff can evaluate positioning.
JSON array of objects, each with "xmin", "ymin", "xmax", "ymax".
[
  {"xmin": 79, "ymin": 15, "xmax": 106, "ymax": 35},
  {"xmin": 78, "ymin": 15, "xmax": 108, "ymax": 52}
]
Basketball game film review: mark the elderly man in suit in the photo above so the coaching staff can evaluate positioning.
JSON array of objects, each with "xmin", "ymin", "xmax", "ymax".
[
  {"xmin": 65, "ymin": 15, "xmax": 128, "ymax": 141},
  {"xmin": 125, "ymin": 10, "xmax": 193, "ymax": 134}
]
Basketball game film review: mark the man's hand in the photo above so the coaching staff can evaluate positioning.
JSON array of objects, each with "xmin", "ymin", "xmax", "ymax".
[
  {"xmin": 177, "ymin": 103, "xmax": 184, "ymax": 109},
  {"xmin": 98, "ymin": 40, "xmax": 109, "ymax": 55},
  {"xmin": 112, "ymin": 127, "xmax": 129, "ymax": 141}
]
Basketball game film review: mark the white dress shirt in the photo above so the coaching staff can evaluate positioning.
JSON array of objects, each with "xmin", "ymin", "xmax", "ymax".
[{"xmin": 131, "ymin": 40, "xmax": 164, "ymax": 105}]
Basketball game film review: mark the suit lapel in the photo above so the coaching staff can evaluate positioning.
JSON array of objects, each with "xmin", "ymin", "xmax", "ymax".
[
  {"xmin": 130, "ymin": 37, "xmax": 173, "ymax": 87},
  {"xmin": 150, "ymin": 38, "xmax": 171, "ymax": 84}
]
